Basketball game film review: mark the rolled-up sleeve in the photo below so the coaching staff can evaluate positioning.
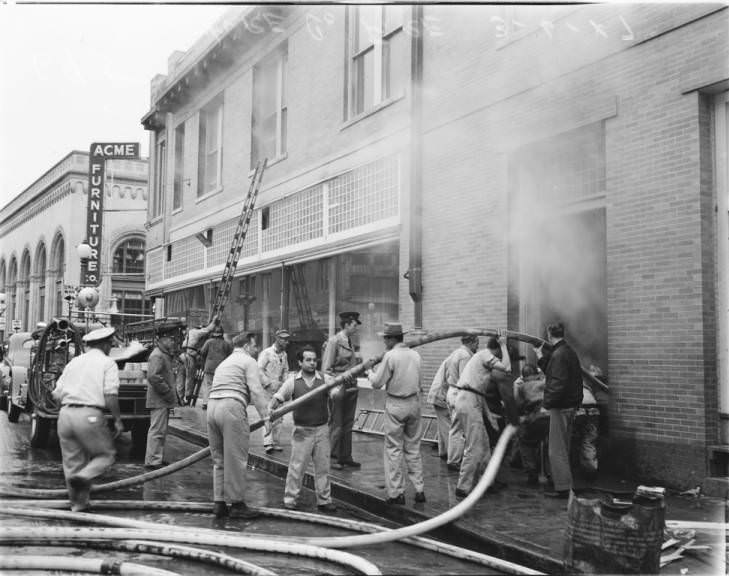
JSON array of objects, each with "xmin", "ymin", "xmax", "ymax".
[
  {"xmin": 273, "ymin": 375, "xmax": 295, "ymax": 404},
  {"xmin": 368, "ymin": 354, "xmax": 392, "ymax": 390}
]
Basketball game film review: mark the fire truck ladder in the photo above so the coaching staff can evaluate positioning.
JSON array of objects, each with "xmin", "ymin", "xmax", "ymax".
[
  {"xmin": 189, "ymin": 159, "xmax": 267, "ymax": 406},
  {"xmin": 289, "ymin": 264, "xmax": 317, "ymax": 329}
]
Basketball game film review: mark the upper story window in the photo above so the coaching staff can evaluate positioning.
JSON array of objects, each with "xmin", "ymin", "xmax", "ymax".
[
  {"xmin": 346, "ymin": 5, "xmax": 405, "ymax": 119},
  {"xmin": 252, "ymin": 43, "xmax": 288, "ymax": 167},
  {"xmin": 112, "ymin": 238, "xmax": 145, "ymax": 275},
  {"xmin": 198, "ymin": 95, "xmax": 223, "ymax": 197},
  {"xmin": 173, "ymin": 122, "xmax": 185, "ymax": 210},
  {"xmin": 151, "ymin": 136, "xmax": 166, "ymax": 218}
]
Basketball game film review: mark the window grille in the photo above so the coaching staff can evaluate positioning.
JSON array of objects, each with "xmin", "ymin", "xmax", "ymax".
[
  {"xmin": 328, "ymin": 156, "xmax": 399, "ymax": 233},
  {"xmin": 208, "ymin": 216, "xmax": 259, "ymax": 268},
  {"xmin": 166, "ymin": 236, "xmax": 204, "ymax": 278},
  {"xmin": 146, "ymin": 248, "xmax": 164, "ymax": 284},
  {"xmin": 262, "ymin": 184, "xmax": 323, "ymax": 252}
]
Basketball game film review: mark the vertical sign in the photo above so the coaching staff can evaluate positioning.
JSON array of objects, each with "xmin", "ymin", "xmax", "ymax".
[{"xmin": 85, "ymin": 142, "xmax": 140, "ymax": 286}]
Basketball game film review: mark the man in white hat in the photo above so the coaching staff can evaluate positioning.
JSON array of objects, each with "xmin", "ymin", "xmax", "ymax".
[
  {"xmin": 52, "ymin": 326, "xmax": 123, "ymax": 512},
  {"xmin": 364, "ymin": 322, "xmax": 425, "ymax": 505},
  {"xmin": 258, "ymin": 328, "xmax": 291, "ymax": 453}
]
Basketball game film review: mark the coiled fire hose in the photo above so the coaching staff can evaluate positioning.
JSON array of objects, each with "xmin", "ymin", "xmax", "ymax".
[
  {"xmin": 0, "ymin": 554, "xmax": 180, "ymax": 575},
  {"xmin": 0, "ymin": 524, "xmax": 381, "ymax": 576},
  {"xmin": 0, "ymin": 537, "xmax": 275, "ymax": 576}
]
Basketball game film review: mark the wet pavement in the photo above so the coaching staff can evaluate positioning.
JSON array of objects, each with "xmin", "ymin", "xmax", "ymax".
[
  {"xmin": 167, "ymin": 389, "xmax": 728, "ymax": 575},
  {"xmin": 1, "ymin": 395, "xmax": 726, "ymax": 575},
  {"xmin": 0, "ymin": 409, "xmax": 503, "ymax": 575}
]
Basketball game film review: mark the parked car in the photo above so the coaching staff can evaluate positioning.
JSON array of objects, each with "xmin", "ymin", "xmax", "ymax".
[
  {"xmin": 5, "ymin": 331, "xmax": 34, "ymax": 423},
  {"xmin": 0, "ymin": 343, "xmax": 9, "ymax": 411}
]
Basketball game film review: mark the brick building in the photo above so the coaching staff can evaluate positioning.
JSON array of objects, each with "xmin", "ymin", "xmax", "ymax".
[
  {"xmin": 0, "ymin": 152, "xmax": 150, "ymax": 338},
  {"xmin": 142, "ymin": 4, "xmax": 728, "ymax": 486}
]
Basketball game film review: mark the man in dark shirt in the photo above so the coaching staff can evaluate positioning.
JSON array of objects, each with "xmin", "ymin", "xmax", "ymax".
[
  {"xmin": 534, "ymin": 321, "xmax": 583, "ymax": 499},
  {"xmin": 199, "ymin": 327, "xmax": 233, "ymax": 410}
]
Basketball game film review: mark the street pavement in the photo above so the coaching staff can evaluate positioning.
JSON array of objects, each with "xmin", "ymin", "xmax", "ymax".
[{"xmin": 169, "ymin": 388, "xmax": 728, "ymax": 575}]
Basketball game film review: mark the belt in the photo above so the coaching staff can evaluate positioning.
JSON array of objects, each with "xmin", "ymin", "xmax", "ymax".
[
  {"xmin": 454, "ymin": 386, "xmax": 488, "ymax": 400},
  {"xmin": 387, "ymin": 392, "xmax": 417, "ymax": 399},
  {"xmin": 63, "ymin": 404, "xmax": 105, "ymax": 410}
]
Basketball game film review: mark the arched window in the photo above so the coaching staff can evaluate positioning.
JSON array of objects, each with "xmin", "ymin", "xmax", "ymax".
[
  {"xmin": 113, "ymin": 237, "xmax": 145, "ymax": 274},
  {"xmin": 7, "ymin": 258, "xmax": 17, "ymax": 326},
  {"xmin": 111, "ymin": 236, "xmax": 149, "ymax": 327},
  {"xmin": 52, "ymin": 236, "xmax": 65, "ymax": 318},
  {"xmin": 35, "ymin": 244, "xmax": 47, "ymax": 323},
  {"xmin": 20, "ymin": 251, "xmax": 31, "ymax": 331}
]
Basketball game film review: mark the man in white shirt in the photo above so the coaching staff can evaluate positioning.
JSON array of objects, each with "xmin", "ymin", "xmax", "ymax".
[
  {"xmin": 207, "ymin": 332, "xmax": 270, "ymax": 519},
  {"xmin": 269, "ymin": 345, "xmax": 337, "ymax": 513},
  {"xmin": 258, "ymin": 329, "xmax": 290, "ymax": 453},
  {"xmin": 52, "ymin": 326, "xmax": 123, "ymax": 512}
]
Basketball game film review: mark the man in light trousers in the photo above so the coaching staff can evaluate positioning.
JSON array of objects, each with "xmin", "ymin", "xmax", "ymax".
[
  {"xmin": 207, "ymin": 332, "xmax": 270, "ymax": 519},
  {"xmin": 365, "ymin": 322, "xmax": 425, "ymax": 505},
  {"xmin": 53, "ymin": 327, "xmax": 124, "ymax": 512},
  {"xmin": 444, "ymin": 335, "xmax": 479, "ymax": 469},
  {"xmin": 258, "ymin": 329, "xmax": 290, "ymax": 453},
  {"xmin": 452, "ymin": 334, "xmax": 510, "ymax": 498},
  {"xmin": 269, "ymin": 345, "xmax": 337, "ymax": 513}
]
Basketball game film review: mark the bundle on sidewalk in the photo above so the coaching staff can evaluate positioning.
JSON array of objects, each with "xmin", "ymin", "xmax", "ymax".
[{"xmin": 563, "ymin": 486, "xmax": 665, "ymax": 574}]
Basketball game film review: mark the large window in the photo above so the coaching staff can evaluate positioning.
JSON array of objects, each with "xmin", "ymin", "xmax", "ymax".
[
  {"xmin": 36, "ymin": 244, "xmax": 46, "ymax": 323},
  {"xmin": 112, "ymin": 238, "xmax": 145, "ymax": 274},
  {"xmin": 197, "ymin": 95, "xmax": 223, "ymax": 197},
  {"xmin": 173, "ymin": 122, "xmax": 185, "ymax": 211},
  {"xmin": 151, "ymin": 137, "xmax": 166, "ymax": 218},
  {"xmin": 346, "ymin": 5, "xmax": 405, "ymax": 118},
  {"xmin": 252, "ymin": 44, "xmax": 287, "ymax": 167}
]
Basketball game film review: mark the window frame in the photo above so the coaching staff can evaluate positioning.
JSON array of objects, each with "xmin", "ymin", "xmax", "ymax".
[
  {"xmin": 151, "ymin": 136, "xmax": 166, "ymax": 219},
  {"xmin": 345, "ymin": 5, "xmax": 405, "ymax": 120},
  {"xmin": 173, "ymin": 121, "xmax": 186, "ymax": 211},
  {"xmin": 251, "ymin": 43, "xmax": 288, "ymax": 168},
  {"xmin": 197, "ymin": 95, "xmax": 224, "ymax": 199}
]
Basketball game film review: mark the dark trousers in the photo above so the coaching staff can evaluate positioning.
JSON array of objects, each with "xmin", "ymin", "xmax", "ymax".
[
  {"xmin": 518, "ymin": 413, "xmax": 550, "ymax": 475},
  {"xmin": 329, "ymin": 387, "xmax": 358, "ymax": 462}
]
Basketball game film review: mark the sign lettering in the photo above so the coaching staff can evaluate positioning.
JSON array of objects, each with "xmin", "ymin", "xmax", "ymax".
[{"xmin": 85, "ymin": 142, "xmax": 139, "ymax": 286}]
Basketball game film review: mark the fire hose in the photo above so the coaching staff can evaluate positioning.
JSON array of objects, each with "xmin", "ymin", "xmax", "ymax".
[
  {"xmin": 0, "ymin": 327, "xmax": 606, "ymax": 500},
  {"xmin": 0, "ymin": 327, "xmax": 597, "ymax": 573},
  {"xmin": 0, "ymin": 425, "xmax": 541, "ymax": 575},
  {"xmin": 0, "ymin": 499, "xmax": 539, "ymax": 575},
  {"xmin": 0, "ymin": 537, "xmax": 276, "ymax": 576},
  {"xmin": 0, "ymin": 554, "xmax": 180, "ymax": 575},
  {"xmin": 0, "ymin": 524, "xmax": 381, "ymax": 576}
]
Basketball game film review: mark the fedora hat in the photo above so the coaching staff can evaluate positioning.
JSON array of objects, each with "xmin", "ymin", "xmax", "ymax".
[{"xmin": 377, "ymin": 322, "xmax": 406, "ymax": 338}]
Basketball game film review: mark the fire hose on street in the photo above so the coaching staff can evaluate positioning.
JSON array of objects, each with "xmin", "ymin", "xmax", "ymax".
[
  {"xmin": 0, "ymin": 328, "xmax": 603, "ymax": 574},
  {"xmin": 0, "ymin": 327, "xmax": 607, "ymax": 501}
]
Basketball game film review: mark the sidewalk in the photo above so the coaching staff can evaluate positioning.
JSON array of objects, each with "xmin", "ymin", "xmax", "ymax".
[{"xmin": 169, "ymin": 390, "xmax": 727, "ymax": 575}]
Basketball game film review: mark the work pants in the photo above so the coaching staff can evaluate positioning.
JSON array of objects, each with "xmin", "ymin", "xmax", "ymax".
[
  {"xmin": 207, "ymin": 398, "xmax": 250, "ymax": 504},
  {"xmin": 57, "ymin": 406, "xmax": 116, "ymax": 511},
  {"xmin": 433, "ymin": 404, "xmax": 450, "ymax": 459},
  {"xmin": 445, "ymin": 385, "xmax": 464, "ymax": 466},
  {"xmin": 145, "ymin": 407, "xmax": 169, "ymax": 466},
  {"xmin": 518, "ymin": 413, "xmax": 550, "ymax": 475},
  {"xmin": 549, "ymin": 407, "xmax": 576, "ymax": 492},
  {"xmin": 284, "ymin": 423, "xmax": 332, "ymax": 506},
  {"xmin": 262, "ymin": 386, "xmax": 283, "ymax": 449},
  {"xmin": 329, "ymin": 386, "xmax": 358, "ymax": 463},
  {"xmin": 201, "ymin": 372, "xmax": 213, "ymax": 406},
  {"xmin": 383, "ymin": 395, "xmax": 424, "ymax": 499},
  {"xmin": 454, "ymin": 391, "xmax": 491, "ymax": 494}
]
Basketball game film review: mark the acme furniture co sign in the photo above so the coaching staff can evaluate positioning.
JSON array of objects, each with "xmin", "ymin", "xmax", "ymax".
[{"xmin": 85, "ymin": 142, "xmax": 140, "ymax": 286}]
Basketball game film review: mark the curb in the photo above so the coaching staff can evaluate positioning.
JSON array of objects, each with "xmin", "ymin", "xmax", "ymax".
[{"xmin": 169, "ymin": 423, "xmax": 564, "ymax": 574}]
